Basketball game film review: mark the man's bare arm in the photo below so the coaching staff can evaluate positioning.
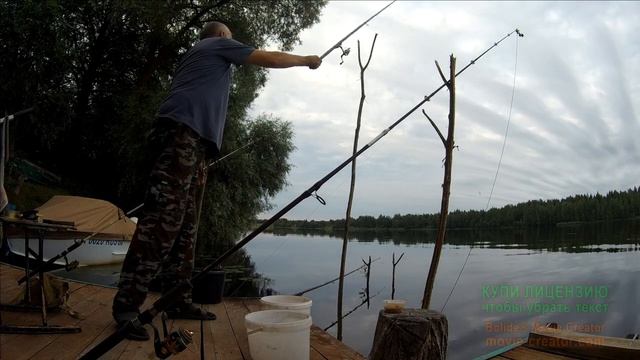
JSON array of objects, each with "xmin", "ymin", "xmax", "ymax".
[{"xmin": 245, "ymin": 50, "xmax": 321, "ymax": 69}]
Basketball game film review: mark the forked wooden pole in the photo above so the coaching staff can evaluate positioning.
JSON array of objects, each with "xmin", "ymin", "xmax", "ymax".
[
  {"xmin": 337, "ymin": 33, "xmax": 378, "ymax": 340},
  {"xmin": 422, "ymin": 54, "xmax": 456, "ymax": 310}
]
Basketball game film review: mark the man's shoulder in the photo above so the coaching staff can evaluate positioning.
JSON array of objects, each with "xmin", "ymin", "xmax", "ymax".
[
  {"xmin": 198, "ymin": 37, "xmax": 251, "ymax": 49},
  {"xmin": 195, "ymin": 38, "xmax": 255, "ymax": 65}
]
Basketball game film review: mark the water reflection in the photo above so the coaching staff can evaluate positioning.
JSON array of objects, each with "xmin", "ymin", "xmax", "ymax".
[
  {"xmin": 269, "ymin": 218, "xmax": 640, "ymax": 253},
  {"xmin": 247, "ymin": 220, "xmax": 639, "ymax": 359},
  {"xmin": 195, "ymin": 250, "xmax": 276, "ymax": 297},
  {"xmin": 47, "ymin": 248, "xmax": 277, "ymax": 298},
  {"xmin": 44, "ymin": 220, "xmax": 640, "ymax": 359}
]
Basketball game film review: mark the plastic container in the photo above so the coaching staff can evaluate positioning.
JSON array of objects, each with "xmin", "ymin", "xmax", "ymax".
[
  {"xmin": 192, "ymin": 270, "xmax": 225, "ymax": 304},
  {"xmin": 245, "ymin": 310, "xmax": 312, "ymax": 360},
  {"xmin": 260, "ymin": 295, "xmax": 312, "ymax": 315},
  {"xmin": 383, "ymin": 299, "xmax": 406, "ymax": 313}
]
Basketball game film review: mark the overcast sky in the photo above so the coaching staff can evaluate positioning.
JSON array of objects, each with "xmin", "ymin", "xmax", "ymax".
[{"xmin": 248, "ymin": 1, "xmax": 640, "ymax": 220}]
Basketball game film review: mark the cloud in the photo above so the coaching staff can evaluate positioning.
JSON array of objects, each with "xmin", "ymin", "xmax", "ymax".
[{"xmin": 247, "ymin": 1, "xmax": 640, "ymax": 220}]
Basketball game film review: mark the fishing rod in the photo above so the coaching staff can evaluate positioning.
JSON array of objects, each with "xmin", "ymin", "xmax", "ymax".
[
  {"xmin": 320, "ymin": 0, "xmax": 396, "ymax": 61},
  {"xmin": 206, "ymin": 138, "xmax": 257, "ymax": 169},
  {"xmin": 295, "ymin": 257, "xmax": 381, "ymax": 296},
  {"xmin": 17, "ymin": 140, "xmax": 258, "ymax": 285},
  {"xmin": 81, "ymin": 28, "xmax": 522, "ymax": 359},
  {"xmin": 324, "ymin": 288, "xmax": 383, "ymax": 331}
]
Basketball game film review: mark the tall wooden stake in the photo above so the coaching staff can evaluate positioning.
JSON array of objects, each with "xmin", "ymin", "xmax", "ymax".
[
  {"xmin": 371, "ymin": 55, "xmax": 455, "ymax": 358},
  {"xmin": 337, "ymin": 34, "xmax": 377, "ymax": 340},
  {"xmin": 422, "ymin": 55, "xmax": 456, "ymax": 309}
]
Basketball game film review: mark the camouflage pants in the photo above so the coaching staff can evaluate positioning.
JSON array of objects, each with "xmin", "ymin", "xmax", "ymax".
[{"xmin": 113, "ymin": 119, "xmax": 206, "ymax": 315}]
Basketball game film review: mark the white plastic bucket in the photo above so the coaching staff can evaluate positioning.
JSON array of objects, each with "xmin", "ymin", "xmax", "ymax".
[
  {"xmin": 245, "ymin": 310, "xmax": 312, "ymax": 360},
  {"xmin": 260, "ymin": 295, "xmax": 312, "ymax": 315}
]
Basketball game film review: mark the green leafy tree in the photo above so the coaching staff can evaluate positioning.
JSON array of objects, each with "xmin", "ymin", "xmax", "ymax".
[
  {"xmin": 0, "ymin": 0, "xmax": 327, "ymax": 255},
  {"xmin": 197, "ymin": 115, "xmax": 294, "ymax": 255}
]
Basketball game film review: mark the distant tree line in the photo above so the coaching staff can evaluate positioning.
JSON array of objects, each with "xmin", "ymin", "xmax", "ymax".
[{"xmin": 268, "ymin": 187, "xmax": 640, "ymax": 230}]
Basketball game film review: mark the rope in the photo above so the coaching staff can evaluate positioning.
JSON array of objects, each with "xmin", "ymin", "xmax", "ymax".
[{"xmin": 441, "ymin": 34, "xmax": 521, "ymax": 312}]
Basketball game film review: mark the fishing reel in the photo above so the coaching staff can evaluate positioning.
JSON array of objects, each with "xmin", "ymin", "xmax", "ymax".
[{"xmin": 152, "ymin": 312, "xmax": 193, "ymax": 359}]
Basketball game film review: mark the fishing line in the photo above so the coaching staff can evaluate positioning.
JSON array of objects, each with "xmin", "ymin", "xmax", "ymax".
[
  {"xmin": 82, "ymin": 28, "xmax": 523, "ymax": 359},
  {"xmin": 219, "ymin": 54, "xmax": 383, "ymax": 294},
  {"xmin": 226, "ymin": 234, "xmax": 290, "ymax": 297},
  {"xmin": 226, "ymin": 148, "xmax": 348, "ymax": 297},
  {"xmin": 206, "ymin": 138, "xmax": 258, "ymax": 169},
  {"xmin": 227, "ymin": 159, "xmax": 353, "ymax": 296},
  {"xmin": 23, "ymin": 0, "xmax": 390, "ymax": 284},
  {"xmin": 323, "ymin": 287, "xmax": 384, "ymax": 331},
  {"xmin": 17, "ymin": 139, "xmax": 258, "ymax": 284},
  {"xmin": 441, "ymin": 31, "xmax": 521, "ymax": 312},
  {"xmin": 321, "ymin": 1, "xmax": 396, "ymax": 61}
]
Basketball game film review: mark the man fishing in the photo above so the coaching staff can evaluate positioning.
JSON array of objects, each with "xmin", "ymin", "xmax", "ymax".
[{"xmin": 112, "ymin": 21, "xmax": 321, "ymax": 341}]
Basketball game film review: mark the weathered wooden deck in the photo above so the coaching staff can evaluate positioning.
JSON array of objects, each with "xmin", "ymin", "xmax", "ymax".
[
  {"xmin": 481, "ymin": 326, "xmax": 640, "ymax": 360},
  {"xmin": 482, "ymin": 341, "xmax": 583, "ymax": 360},
  {"xmin": 0, "ymin": 262, "xmax": 365, "ymax": 359}
]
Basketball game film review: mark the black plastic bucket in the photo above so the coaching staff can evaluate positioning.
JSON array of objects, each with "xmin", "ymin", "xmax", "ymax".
[{"xmin": 192, "ymin": 270, "xmax": 225, "ymax": 304}]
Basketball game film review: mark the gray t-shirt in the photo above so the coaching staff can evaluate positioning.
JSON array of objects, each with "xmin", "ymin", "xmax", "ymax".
[{"xmin": 157, "ymin": 37, "xmax": 255, "ymax": 150}]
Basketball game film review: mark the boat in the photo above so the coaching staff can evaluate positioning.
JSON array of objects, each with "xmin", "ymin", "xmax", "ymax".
[
  {"xmin": 477, "ymin": 323, "xmax": 640, "ymax": 360},
  {"xmin": 4, "ymin": 195, "xmax": 135, "ymax": 266}
]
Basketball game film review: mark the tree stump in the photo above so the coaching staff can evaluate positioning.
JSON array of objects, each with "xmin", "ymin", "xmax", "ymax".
[{"xmin": 369, "ymin": 309, "xmax": 447, "ymax": 360}]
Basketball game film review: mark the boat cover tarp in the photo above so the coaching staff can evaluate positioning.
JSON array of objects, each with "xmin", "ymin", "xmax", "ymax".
[{"xmin": 36, "ymin": 195, "xmax": 136, "ymax": 239}]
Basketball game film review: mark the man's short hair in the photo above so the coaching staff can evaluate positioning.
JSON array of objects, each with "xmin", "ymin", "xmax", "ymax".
[{"xmin": 199, "ymin": 21, "xmax": 227, "ymax": 40}]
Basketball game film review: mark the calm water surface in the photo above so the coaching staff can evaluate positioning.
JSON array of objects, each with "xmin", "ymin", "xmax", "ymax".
[{"xmin": 59, "ymin": 220, "xmax": 640, "ymax": 359}]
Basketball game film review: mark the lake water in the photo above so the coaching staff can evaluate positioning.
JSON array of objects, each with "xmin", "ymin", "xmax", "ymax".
[{"xmin": 56, "ymin": 220, "xmax": 640, "ymax": 359}]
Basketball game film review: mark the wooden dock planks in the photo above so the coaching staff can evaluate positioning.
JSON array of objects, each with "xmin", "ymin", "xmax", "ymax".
[
  {"xmin": 208, "ymin": 301, "xmax": 244, "ymax": 360},
  {"xmin": 486, "ymin": 327, "xmax": 640, "ymax": 360},
  {"xmin": 310, "ymin": 326, "xmax": 365, "ymax": 360},
  {"xmin": 0, "ymin": 263, "xmax": 365, "ymax": 359},
  {"xmin": 498, "ymin": 345, "xmax": 580, "ymax": 359},
  {"xmin": 10, "ymin": 285, "xmax": 113, "ymax": 359},
  {"xmin": 222, "ymin": 299, "xmax": 253, "ymax": 359}
]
